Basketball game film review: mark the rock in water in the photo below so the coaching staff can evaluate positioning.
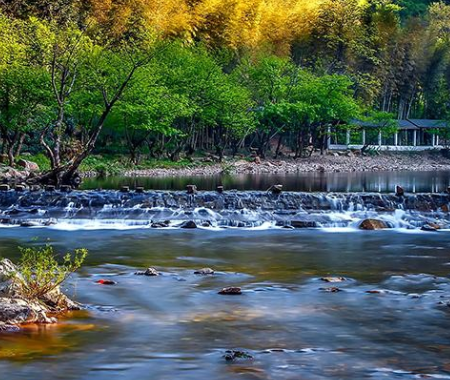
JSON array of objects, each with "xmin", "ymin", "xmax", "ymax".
[
  {"xmin": 151, "ymin": 222, "xmax": 169, "ymax": 228},
  {"xmin": 395, "ymin": 185, "xmax": 405, "ymax": 197},
  {"xmin": 224, "ymin": 350, "xmax": 253, "ymax": 362},
  {"xmin": 321, "ymin": 277, "xmax": 346, "ymax": 283},
  {"xmin": 40, "ymin": 287, "xmax": 81, "ymax": 311},
  {"xmin": 359, "ymin": 219, "xmax": 389, "ymax": 230},
  {"xmin": 421, "ymin": 224, "xmax": 440, "ymax": 232},
  {"xmin": 180, "ymin": 221, "xmax": 197, "ymax": 229},
  {"xmin": 20, "ymin": 221, "xmax": 41, "ymax": 228},
  {"xmin": 0, "ymin": 258, "xmax": 77, "ymax": 329},
  {"xmin": 135, "ymin": 267, "xmax": 159, "ymax": 276},
  {"xmin": 194, "ymin": 268, "xmax": 215, "ymax": 275},
  {"xmin": 218, "ymin": 287, "xmax": 242, "ymax": 295},
  {"xmin": 320, "ymin": 287, "xmax": 342, "ymax": 293},
  {"xmin": 0, "ymin": 298, "xmax": 56, "ymax": 325},
  {"xmin": 291, "ymin": 221, "xmax": 319, "ymax": 229},
  {"xmin": 0, "ymin": 322, "xmax": 20, "ymax": 332}
]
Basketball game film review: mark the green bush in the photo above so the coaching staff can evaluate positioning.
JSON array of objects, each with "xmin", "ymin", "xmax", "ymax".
[{"xmin": 13, "ymin": 245, "xmax": 88, "ymax": 300}]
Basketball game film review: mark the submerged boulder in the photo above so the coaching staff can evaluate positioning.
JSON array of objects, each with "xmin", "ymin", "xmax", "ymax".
[
  {"xmin": 359, "ymin": 219, "xmax": 389, "ymax": 230},
  {"xmin": 319, "ymin": 287, "xmax": 342, "ymax": 293}
]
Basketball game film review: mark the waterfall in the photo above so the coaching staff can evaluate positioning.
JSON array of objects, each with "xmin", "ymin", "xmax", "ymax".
[{"xmin": 0, "ymin": 190, "xmax": 448, "ymax": 230}]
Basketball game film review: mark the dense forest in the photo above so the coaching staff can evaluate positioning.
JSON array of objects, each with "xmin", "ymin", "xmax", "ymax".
[{"xmin": 0, "ymin": 0, "xmax": 450, "ymax": 184}]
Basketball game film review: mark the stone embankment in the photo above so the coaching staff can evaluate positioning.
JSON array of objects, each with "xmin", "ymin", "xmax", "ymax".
[{"xmin": 121, "ymin": 152, "xmax": 450, "ymax": 177}]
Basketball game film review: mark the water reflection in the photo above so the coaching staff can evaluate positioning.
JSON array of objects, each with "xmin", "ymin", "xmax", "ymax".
[
  {"xmin": 82, "ymin": 171, "xmax": 450, "ymax": 193},
  {"xmin": 0, "ymin": 229, "xmax": 449, "ymax": 379}
]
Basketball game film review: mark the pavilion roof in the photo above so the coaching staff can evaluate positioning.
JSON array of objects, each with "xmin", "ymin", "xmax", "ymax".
[
  {"xmin": 350, "ymin": 119, "xmax": 447, "ymax": 130},
  {"xmin": 408, "ymin": 119, "xmax": 448, "ymax": 129}
]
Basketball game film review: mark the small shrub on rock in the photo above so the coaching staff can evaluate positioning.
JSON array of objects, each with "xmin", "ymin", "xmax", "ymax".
[{"xmin": 13, "ymin": 245, "xmax": 87, "ymax": 301}]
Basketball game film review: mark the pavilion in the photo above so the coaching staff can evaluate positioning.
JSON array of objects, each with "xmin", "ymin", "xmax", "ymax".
[{"xmin": 327, "ymin": 119, "xmax": 448, "ymax": 151}]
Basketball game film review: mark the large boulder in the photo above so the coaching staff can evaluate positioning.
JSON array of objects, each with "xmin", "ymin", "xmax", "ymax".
[
  {"xmin": 0, "ymin": 298, "xmax": 56, "ymax": 324},
  {"xmin": 359, "ymin": 219, "xmax": 389, "ymax": 230},
  {"xmin": 0, "ymin": 258, "xmax": 79, "ymax": 329},
  {"xmin": 40, "ymin": 287, "xmax": 81, "ymax": 311},
  {"xmin": 180, "ymin": 220, "xmax": 197, "ymax": 229},
  {"xmin": 0, "ymin": 259, "xmax": 23, "ymax": 298},
  {"xmin": 17, "ymin": 159, "xmax": 39, "ymax": 172}
]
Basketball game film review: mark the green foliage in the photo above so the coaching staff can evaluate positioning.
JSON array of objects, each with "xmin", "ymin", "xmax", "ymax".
[
  {"xmin": 396, "ymin": 0, "xmax": 436, "ymax": 18},
  {"xmin": 14, "ymin": 245, "xmax": 87, "ymax": 301},
  {"xmin": 0, "ymin": 0, "xmax": 450, "ymax": 165},
  {"xmin": 363, "ymin": 111, "xmax": 399, "ymax": 137}
]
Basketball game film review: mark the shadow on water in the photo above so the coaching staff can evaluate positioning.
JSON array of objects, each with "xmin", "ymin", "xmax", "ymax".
[{"xmin": 0, "ymin": 228, "xmax": 449, "ymax": 379}]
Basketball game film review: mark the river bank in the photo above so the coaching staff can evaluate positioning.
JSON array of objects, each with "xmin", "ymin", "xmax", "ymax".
[
  {"xmin": 120, "ymin": 151, "xmax": 450, "ymax": 177},
  {"xmin": 2, "ymin": 151, "xmax": 450, "ymax": 184}
]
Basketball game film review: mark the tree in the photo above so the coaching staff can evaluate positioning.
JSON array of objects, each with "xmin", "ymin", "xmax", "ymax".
[
  {"xmin": 236, "ymin": 56, "xmax": 298, "ymax": 158},
  {"xmin": 24, "ymin": 19, "xmax": 166, "ymax": 185},
  {"xmin": 0, "ymin": 65, "xmax": 52, "ymax": 165},
  {"xmin": 109, "ymin": 65, "xmax": 189, "ymax": 164},
  {"xmin": 152, "ymin": 44, "xmax": 254, "ymax": 161}
]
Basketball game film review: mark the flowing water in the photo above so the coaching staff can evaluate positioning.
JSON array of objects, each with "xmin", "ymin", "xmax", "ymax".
[{"xmin": 0, "ymin": 171, "xmax": 449, "ymax": 380}]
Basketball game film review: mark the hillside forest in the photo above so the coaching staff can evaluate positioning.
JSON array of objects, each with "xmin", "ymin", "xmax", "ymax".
[{"xmin": 0, "ymin": 0, "xmax": 450, "ymax": 184}]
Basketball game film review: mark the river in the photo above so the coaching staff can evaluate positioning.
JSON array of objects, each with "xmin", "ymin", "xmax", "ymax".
[
  {"xmin": 0, "ymin": 171, "xmax": 449, "ymax": 380},
  {"xmin": 82, "ymin": 170, "xmax": 450, "ymax": 193}
]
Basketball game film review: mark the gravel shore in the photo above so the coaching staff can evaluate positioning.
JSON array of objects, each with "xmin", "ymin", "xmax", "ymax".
[{"xmin": 121, "ymin": 152, "xmax": 450, "ymax": 177}]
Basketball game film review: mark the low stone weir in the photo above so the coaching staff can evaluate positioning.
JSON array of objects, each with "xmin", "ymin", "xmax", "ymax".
[{"xmin": 0, "ymin": 190, "xmax": 448, "ymax": 230}]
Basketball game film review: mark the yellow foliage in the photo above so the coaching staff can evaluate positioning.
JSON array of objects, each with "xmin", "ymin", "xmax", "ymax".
[{"xmin": 86, "ymin": 0, "xmax": 325, "ymax": 52}]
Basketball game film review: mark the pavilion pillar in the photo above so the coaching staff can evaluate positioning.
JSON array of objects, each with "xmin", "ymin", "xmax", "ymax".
[
  {"xmin": 327, "ymin": 126, "xmax": 331, "ymax": 149},
  {"xmin": 394, "ymin": 133, "xmax": 398, "ymax": 146},
  {"xmin": 432, "ymin": 134, "xmax": 436, "ymax": 147},
  {"xmin": 413, "ymin": 130, "xmax": 417, "ymax": 146},
  {"xmin": 362, "ymin": 129, "xmax": 366, "ymax": 145},
  {"xmin": 378, "ymin": 130, "xmax": 382, "ymax": 147},
  {"xmin": 436, "ymin": 135, "xmax": 440, "ymax": 146},
  {"xmin": 346, "ymin": 129, "xmax": 350, "ymax": 145}
]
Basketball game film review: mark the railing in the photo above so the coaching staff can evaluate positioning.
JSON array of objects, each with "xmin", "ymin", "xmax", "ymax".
[{"xmin": 328, "ymin": 144, "xmax": 443, "ymax": 151}]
